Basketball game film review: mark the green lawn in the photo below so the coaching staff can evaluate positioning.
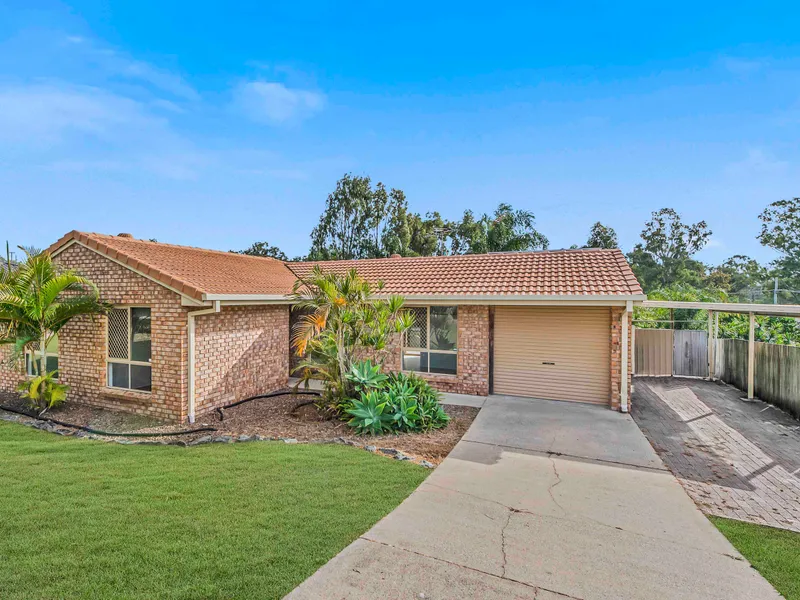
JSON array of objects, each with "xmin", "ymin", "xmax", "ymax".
[
  {"xmin": 711, "ymin": 516, "xmax": 800, "ymax": 600},
  {"xmin": 0, "ymin": 420, "xmax": 428, "ymax": 600}
]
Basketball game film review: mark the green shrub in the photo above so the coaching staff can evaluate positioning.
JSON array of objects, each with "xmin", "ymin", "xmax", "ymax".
[
  {"xmin": 346, "ymin": 360, "xmax": 388, "ymax": 393},
  {"xmin": 17, "ymin": 371, "xmax": 68, "ymax": 416},
  {"xmin": 344, "ymin": 372, "xmax": 450, "ymax": 435},
  {"xmin": 345, "ymin": 390, "xmax": 393, "ymax": 435},
  {"xmin": 387, "ymin": 372, "xmax": 450, "ymax": 432}
]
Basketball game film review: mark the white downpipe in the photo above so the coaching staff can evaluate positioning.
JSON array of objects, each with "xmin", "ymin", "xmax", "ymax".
[
  {"xmin": 620, "ymin": 300, "xmax": 632, "ymax": 413},
  {"xmin": 187, "ymin": 301, "xmax": 220, "ymax": 423}
]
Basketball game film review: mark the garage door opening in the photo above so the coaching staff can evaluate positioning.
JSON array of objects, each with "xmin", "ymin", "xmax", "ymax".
[{"xmin": 492, "ymin": 306, "xmax": 611, "ymax": 404}]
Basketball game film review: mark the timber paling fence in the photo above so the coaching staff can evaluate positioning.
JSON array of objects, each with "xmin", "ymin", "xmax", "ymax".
[{"xmin": 714, "ymin": 338, "xmax": 800, "ymax": 418}]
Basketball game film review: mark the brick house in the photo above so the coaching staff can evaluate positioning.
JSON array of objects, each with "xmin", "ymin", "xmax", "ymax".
[{"xmin": 0, "ymin": 231, "xmax": 645, "ymax": 423}]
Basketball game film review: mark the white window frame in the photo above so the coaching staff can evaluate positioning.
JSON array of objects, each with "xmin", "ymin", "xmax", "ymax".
[
  {"xmin": 402, "ymin": 306, "xmax": 458, "ymax": 375},
  {"xmin": 25, "ymin": 334, "xmax": 59, "ymax": 379},
  {"xmin": 107, "ymin": 305, "xmax": 152, "ymax": 392}
]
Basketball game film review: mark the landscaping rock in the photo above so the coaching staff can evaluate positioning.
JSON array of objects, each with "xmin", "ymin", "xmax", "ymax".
[
  {"xmin": 394, "ymin": 452, "xmax": 412, "ymax": 461},
  {"xmin": 365, "ymin": 445, "xmax": 377, "ymax": 452},
  {"xmin": 419, "ymin": 460, "xmax": 435, "ymax": 469},
  {"xmin": 191, "ymin": 435, "xmax": 213, "ymax": 445},
  {"xmin": 213, "ymin": 435, "xmax": 233, "ymax": 443},
  {"xmin": 378, "ymin": 448, "xmax": 398, "ymax": 456},
  {"xmin": 282, "ymin": 438, "xmax": 298, "ymax": 444},
  {"xmin": 237, "ymin": 434, "xmax": 252, "ymax": 442}
]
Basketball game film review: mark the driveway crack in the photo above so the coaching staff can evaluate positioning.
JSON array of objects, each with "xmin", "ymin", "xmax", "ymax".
[
  {"xmin": 359, "ymin": 536, "xmax": 585, "ymax": 598},
  {"xmin": 500, "ymin": 509, "xmax": 512, "ymax": 577},
  {"xmin": 548, "ymin": 454, "xmax": 566, "ymax": 515}
]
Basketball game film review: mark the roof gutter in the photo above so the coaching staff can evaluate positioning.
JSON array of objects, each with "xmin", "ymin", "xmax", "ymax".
[
  {"xmin": 187, "ymin": 300, "xmax": 220, "ymax": 423},
  {"xmin": 200, "ymin": 293, "xmax": 647, "ymax": 305}
]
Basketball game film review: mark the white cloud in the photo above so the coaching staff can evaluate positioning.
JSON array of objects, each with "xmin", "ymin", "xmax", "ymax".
[
  {"xmin": 58, "ymin": 36, "xmax": 200, "ymax": 101},
  {"xmin": 0, "ymin": 84, "xmax": 158, "ymax": 144},
  {"xmin": 233, "ymin": 81, "xmax": 325, "ymax": 124},
  {"xmin": 725, "ymin": 148, "xmax": 788, "ymax": 176},
  {"xmin": 0, "ymin": 82, "xmax": 206, "ymax": 180},
  {"xmin": 719, "ymin": 56, "xmax": 765, "ymax": 77}
]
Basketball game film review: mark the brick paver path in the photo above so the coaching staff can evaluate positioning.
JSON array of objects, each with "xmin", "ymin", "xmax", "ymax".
[{"xmin": 633, "ymin": 377, "xmax": 800, "ymax": 532}]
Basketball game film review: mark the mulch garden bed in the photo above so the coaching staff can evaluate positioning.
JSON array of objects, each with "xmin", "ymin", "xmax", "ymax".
[{"xmin": 0, "ymin": 391, "xmax": 479, "ymax": 465}]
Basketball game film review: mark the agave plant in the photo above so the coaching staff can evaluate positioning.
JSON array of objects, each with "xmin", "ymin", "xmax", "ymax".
[
  {"xmin": 387, "ymin": 394, "xmax": 420, "ymax": 431},
  {"xmin": 346, "ymin": 390, "xmax": 393, "ymax": 435},
  {"xmin": 346, "ymin": 360, "xmax": 388, "ymax": 393}
]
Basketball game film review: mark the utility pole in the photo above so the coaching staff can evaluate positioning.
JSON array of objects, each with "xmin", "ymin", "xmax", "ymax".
[{"xmin": 774, "ymin": 277, "xmax": 779, "ymax": 305}]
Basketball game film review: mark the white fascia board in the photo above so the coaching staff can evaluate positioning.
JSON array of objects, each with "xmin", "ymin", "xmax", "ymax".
[
  {"xmin": 202, "ymin": 294, "xmax": 294, "ymax": 304},
  {"xmin": 202, "ymin": 293, "xmax": 647, "ymax": 306},
  {"xmin": 642, "ymin": 300, "xmax": 800, "ymax": 317},
  {"xmin": 53, "ymin": 239, "xmax": 206, "ymax": 306}
]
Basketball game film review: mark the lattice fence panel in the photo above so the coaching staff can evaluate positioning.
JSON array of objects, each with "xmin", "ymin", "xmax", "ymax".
[
  {"xmin": 403, "ymin": 307, "xmax": 428, "ymax": 349},
  {"xmin": 108, "ymin": 309, "xmax": 129, "ymax": 359}
]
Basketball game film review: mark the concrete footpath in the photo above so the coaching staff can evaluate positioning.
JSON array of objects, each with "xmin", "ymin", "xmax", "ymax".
[{"xmin": 287, "ymin": 396, "xmax": 781, "ymax": 600}]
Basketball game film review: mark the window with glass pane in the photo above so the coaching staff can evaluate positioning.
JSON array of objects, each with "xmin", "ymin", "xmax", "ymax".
[
  {"xmin": 25, "ymin": 335, "xmax": 59, "ymax": 379},
  {"xmin": 402, "ymin": 306, "xmax": 457, "ymax": 375},
  {"xmin": 107, "ymin": 307, "xmax": 152, "ymax": 391}
]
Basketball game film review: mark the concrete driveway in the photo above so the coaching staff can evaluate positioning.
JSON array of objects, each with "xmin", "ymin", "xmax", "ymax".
[{"xmin": 287, "ymin": 396, "xmax": 780, "ymax": 600}]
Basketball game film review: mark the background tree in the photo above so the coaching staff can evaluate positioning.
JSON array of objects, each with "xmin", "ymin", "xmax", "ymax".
[
  {"xmin": 380, "ymin": 188, "xmax": 412, "ymax": 256},
  {"xmin": 704, "ymin": 255, "xmax": 769, "ymax": 299},
  {"xmin": 235, "ymin": 241, "xmax": 289, "ymax": 261},
  {"xmin": 758, "ymin": 197, "xmax": 800, "ymax": 287},
  {"xmin": 628, "ymin": 208, "xmax": 711, "ymax": 291},
  {"xmin": 585, "ymin": 222, "xmax": 619, "ymax": 249},
  {"xmin": 451, "ymin": 203, "xmax": 548, "ymax": 254},
  {"xmin": 309, "ymin": 173, "xmax": 374, "ymax": 260},
  {"xmin": 407, "ymin": 211, "xmax": 452, "ymax": 256},
  {"xmin": 309, "ymin": 174, "xmax": 412, "ymax": 260}
]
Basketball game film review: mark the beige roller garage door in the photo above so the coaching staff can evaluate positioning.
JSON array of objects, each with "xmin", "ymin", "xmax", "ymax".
[{"xmin": 493, "ymin": 306, "xmax": 611, "ymax": 404}]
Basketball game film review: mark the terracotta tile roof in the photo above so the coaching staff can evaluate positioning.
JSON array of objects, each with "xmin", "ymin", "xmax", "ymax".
[
  {"xmin": 288, "ymin": 249, "xmax": 643, "ymax": 297},
  {"xmin": 48, "ymin": 231, "xmax": 642, "ymax": 301},
  {"xmin": 47, "ymin": 231, "xmax": 298, "ymax": 301}
]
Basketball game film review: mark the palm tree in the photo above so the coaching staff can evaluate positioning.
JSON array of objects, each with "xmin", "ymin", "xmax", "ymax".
[
  {"xmin": 289, "ymin": 266, "xmax": 413, "ymax": 410},
  {"xmin": 0, "ymin": 249, "xmax": 110, "ymax": 376}
]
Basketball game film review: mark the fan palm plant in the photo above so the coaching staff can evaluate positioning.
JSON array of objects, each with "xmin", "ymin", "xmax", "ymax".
[
  {"xmin": 290, "ymin": 266, "xmax": 413, "ymax": 412},
  {"xmin": 0, "ymin": 249, "xmax": 110, "ymax": 413}
]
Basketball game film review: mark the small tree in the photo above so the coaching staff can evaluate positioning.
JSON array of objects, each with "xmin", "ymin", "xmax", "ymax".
[
  {"xmin": 0, "ymin": 250, "xmax": 110, "ymax": 414},
  {"xmin": 758, "ymin": 197, "xmax": 800, "ymax": 287},
  {"xmin": 234, "ymin": 241, "xmax": 289, "ymax": 261},
  {"xmin": 585, "ymin": 222, "xmax": 619, "ymax": 249},
  {"xmin": 289, "ymin": 267, "xmax": 413, "ymax": 412},
  {"xmin": 628, "ymin": 208, "xmax": 711, "ymax": 291}
]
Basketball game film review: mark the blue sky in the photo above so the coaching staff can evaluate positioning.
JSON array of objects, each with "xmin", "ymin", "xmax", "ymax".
[{"xmin": 1, "ymin": 1, "xmax": 798, "ymax": 265}]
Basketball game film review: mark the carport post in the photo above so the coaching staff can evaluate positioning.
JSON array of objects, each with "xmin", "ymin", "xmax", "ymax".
[
  {"xmin": 747, "ymin": 312, "xmax": 755, "ymax": 399},
  {"xmin": 707, "ymin": 310, "xmax": 714, "ymax": 380}
]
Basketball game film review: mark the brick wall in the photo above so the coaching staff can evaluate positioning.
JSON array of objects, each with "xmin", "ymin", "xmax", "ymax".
[
  {"xmin": 54, "ymin": 243, "xmax": 189, "ymax": 421},
  {"xmin": 382, "ymin": 305, "xmax": 490, "ymax": 396},
  {"xmin": 610, "ymin": 306, "xmax": 634, "ymax": 410},
  {"xmin": 0, "ymin": 346, "xmax": 23, "ymax": 397},
  {"xmin": 193, "ymin": 305, "xmax": 289, "ymax": 418}
]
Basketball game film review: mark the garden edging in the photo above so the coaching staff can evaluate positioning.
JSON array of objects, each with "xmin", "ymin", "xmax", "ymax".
[{"xmin": 0, "ymin": 408, "xmax": 436, "ymax": 468}]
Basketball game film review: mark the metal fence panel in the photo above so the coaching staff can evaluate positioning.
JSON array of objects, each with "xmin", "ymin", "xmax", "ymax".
[
  {"xmin": 634, "ymin": 329, "xmax": 673, "ymax": 376},
  {"xmin": 673, "ymin": 330, "xmax": 708, "ymax": 377}
]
